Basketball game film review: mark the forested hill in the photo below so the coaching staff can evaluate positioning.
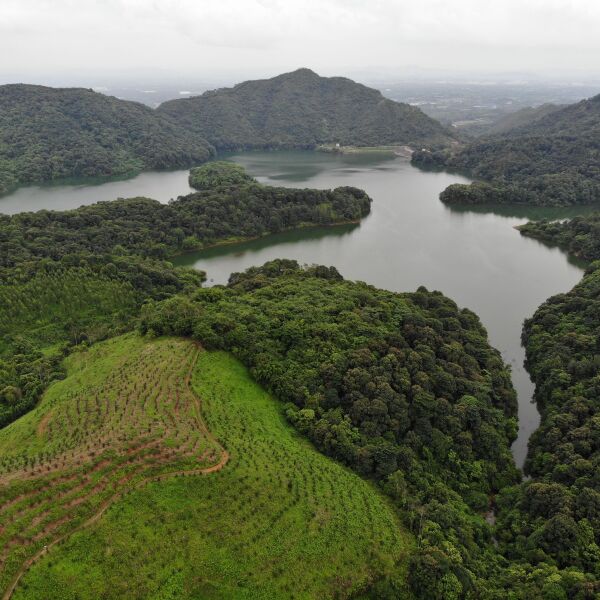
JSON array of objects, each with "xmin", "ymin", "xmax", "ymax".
[
  {"xmin": 157, "ymin": 68, "xmax": 455, "ymax": 150},
  {"xmin": 140, "ymin": 259, "xmax": 525, "ymax": 597},
  {"xmin": 415, "ymin": 93, "xmax": 600, "ymax": 206},
  {"xmin": 485, "ymin": 103, "xmax": 564, "ymax": 136},
  {"xmin": 0, "ymin": 84, "xmax": 215, "ymax": 194}
]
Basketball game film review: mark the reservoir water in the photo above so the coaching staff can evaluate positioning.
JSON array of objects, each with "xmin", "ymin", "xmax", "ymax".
[{"xmin": 1, "ymin": 150, "xmax": 591, "ymax": 468}]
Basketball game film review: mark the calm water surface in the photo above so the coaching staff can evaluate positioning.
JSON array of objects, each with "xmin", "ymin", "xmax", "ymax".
[
  {"xmin": 1, "ymin": 150, "xmax": 591, "ymax": 468},
  {"xmin": 0, "ymin": 170, "xmax": 194, "ymax": 214},
  {"xmin": 175, "ymin": 151, "xmax": 590, "ymax": 468}
]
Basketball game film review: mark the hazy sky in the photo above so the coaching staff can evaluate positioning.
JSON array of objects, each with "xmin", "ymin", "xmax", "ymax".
[{"xmin": 2, "ymin": 0, "xmax": 600, "ymax": 83}]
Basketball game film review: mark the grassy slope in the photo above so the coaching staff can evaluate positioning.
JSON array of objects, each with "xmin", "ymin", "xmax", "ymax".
[
  {"xmin": 0, "ymin": 335, "xmax": 224, "ymax": 597},
  {"xmin": 12, "ymin": 348, "xmax": 413, "ymax": 600}
]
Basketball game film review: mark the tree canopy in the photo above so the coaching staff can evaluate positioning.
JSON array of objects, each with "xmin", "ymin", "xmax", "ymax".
[
  {"xmin": 158, "ymin": 68, "xmax": 455, "ymax": 151},
  {"xmin": 414, "ymin": 94, "xmax": 600, "ymax": 206},
  {"xmin": 0, "ymin": 84, "xmax": 214, "ymax": 194}
]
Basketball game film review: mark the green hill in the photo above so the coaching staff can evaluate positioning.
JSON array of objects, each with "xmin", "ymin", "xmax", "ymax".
[
  {"xmin": 158, "ymin": 68, "xmax": 455, "ymax": 151},
  {"xmin": 485, "ymin": 103, "xmax": 564, "ymax": 136},
  {"xmin": 141, "ymin": 259, "xmax": 525, "ymax": 598},
  {"xmin": 414, "ymin": 94, "xmax": 600, "ymax": 206},
  {"xmin": 3, "ymin": 335, "xmax": 413, "ymax": 599},
  {"xmin": 0, "ymin": 84, "xmax": 214, "ymax": 194}
]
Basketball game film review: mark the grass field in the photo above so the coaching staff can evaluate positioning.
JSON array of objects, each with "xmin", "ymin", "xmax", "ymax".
[{"xmin": 6, "ymin": 341, "xmax": 414, "ymax": 599}]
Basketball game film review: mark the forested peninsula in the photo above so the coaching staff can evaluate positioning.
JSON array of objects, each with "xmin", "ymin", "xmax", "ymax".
[
  {"xmin": 518, "ymin": 213, "xmax": 600, "ymax": 261},
  {"xmin": 414, "ymin": 94, "xmax": 600, "ymax": 207}
]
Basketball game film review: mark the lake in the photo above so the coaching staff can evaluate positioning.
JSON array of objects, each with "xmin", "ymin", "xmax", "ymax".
[{"xmin": 1, "ymin": 150, "xmax": 590, "ymax": 468}]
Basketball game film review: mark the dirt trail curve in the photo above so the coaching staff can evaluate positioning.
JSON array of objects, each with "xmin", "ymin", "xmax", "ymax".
[{"xmin": 2, "ymin": 344, "xmax": 229, "ymax": 600}]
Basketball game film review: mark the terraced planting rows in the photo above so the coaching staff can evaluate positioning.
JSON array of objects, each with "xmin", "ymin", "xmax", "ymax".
[
  {"xmin": 14, "ymin": 349, "xmax": 414, "ymax": 599},
  {"xmin": 0, "ymin": 335, "xmax": 226, "ymax": 598}
]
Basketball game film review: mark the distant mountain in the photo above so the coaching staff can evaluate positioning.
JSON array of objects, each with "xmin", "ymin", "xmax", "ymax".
[
  {"xmin": 414, "ymin": 94, "xmax": 600, "ymax": 206},
  {"xmin": 158, "ymin": 68, "xmax": 455, "ymax": 151},
  {"xmin": 0, "ymin": 85, "xmax": 214, "ymax": 194},
  {"xmin": 485, "ymin": 103, "xmax": 564, "ymax": 135}
]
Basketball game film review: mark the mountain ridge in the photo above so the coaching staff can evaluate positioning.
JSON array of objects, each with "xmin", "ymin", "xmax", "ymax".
[{"xmin": 157, "ymin": 67, "xmax": 456, "ymax": 150}]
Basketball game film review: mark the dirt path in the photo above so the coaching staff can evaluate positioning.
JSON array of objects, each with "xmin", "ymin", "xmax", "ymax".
[{"xmin": 2, "ymin": 345, "xmax": 228, "ymax": 600}]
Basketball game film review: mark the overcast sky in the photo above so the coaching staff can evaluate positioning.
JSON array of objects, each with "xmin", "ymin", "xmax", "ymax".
[{"xmin": 2, "ymin": 0, "xmax": 600, "ymax": 84}]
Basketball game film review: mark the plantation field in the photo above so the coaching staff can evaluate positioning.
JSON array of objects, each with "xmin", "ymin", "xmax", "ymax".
[
  {"xmin": 0, "ymin": 268, "xmax": 139, "ymax": 354},
  {"xmin": 11, "ymin": 347, "xmax": 414, "ymax": 599},
  {"xmin": 0, "ymin": 335, "xmax": 226, "ymax": 598}
]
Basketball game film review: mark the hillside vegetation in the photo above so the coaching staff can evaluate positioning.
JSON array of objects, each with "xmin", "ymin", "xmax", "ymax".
[
  {"xmin": 414, "ymin": 94, "xmax": 600, "ymax": 206},
  {"xmin": 494, "ymin": 262, "xmax": 600, "ymax": 582},
  {"xmin": 0, "ymin": 335, "xmax": 226, "ymax": 597},
  {"xmin": 158, "ymin": 68, "xmax": 455, "ymax": 151},
  {"xmin": 0, "ymin": 163, "xmax": 370, "ymax": 432},
  {"xmin": 484, "ymin": 103, "xmax": 564, "ymax": 136},
  {"xmin": 139, "ymin": 259, "xmax": 527, "ymax": 597},
  {"xmin": 0, "ymin": 258, "xmax": 204, "ymax": 429},
  {"xmin": 0, "ymin": 84, "xmax": 214, "ymax": 194},
  {"xmin": 9, "ymin": 341, "xmax": 413, "ymax": 599}
]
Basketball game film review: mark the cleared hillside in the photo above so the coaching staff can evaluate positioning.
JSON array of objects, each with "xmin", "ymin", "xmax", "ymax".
[
  {"xmin": 158, "ymin": 68, "xmax": 455, "ymax": 150},
  {"xmin": 8, "ymin": 342, "xmax": 413, "ymax": 599},
  {"xmin": 0, "ymin": 335, "xmax": 226, "ymax": 597}
]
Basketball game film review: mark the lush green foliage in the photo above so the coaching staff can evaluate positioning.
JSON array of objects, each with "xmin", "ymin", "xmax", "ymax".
[
  {"xmin": 139, "ymin": 259, "xmax": 526, "ymax": 598},
  {"xmin": 0, "ymin": 167, "xmax": 371, "ymax": 268},
  {"xmin": 493, "ymin": 263, "xmax": 600, "ymax": 583},
  {"xmin": 158, "ymin": 68, "xmax": 455, "ymax": 151},
  {"xmin": 0, "ymin": 163, "xmax": 370, "ymax": 433},
  {"xmin": 0, "ymin": 257, "xmax": 203, "ymax": 429},
  {"xmin": 189, "ymin": 160, "xmax": 255, "ymax": 190},
  {"xmin": 9, "ymin": 342, "xmax": 413, "ymax": 599},
  {"xmin": 415, "ymin": 94, "xmax": 600, "ymax": 206},
  {"xmin": 0, "ymin": 84, "xmax": 215, "ymax": 194},
  {"xmin": 519, "ymin": 213, "xmax": 600, "ymax": 261}
]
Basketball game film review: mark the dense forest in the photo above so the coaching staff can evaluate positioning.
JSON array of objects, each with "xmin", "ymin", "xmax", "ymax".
[
  {"xmin": 493, "ymin": 261, "xmax": 600, "ymax": 580},
  {"xmin": 158, "ymin": 68, "xmax": 455, "ymax": 151},
  {"xmin": 414, "ymin": 94, "xmax": 600, "ymax": 206},
  {"xmin": 0, "ymin": 163, "xmax": 369, "ymax": 430},
  {"xmin": 518, "ymin": 212, "xmax": 600, "ymax": 261},
  {"xmin": 0, "ymin": 84, "xmax": 215, "ymax": 194},
  {"xmin": 0, "ymin": 162, "xmax": 371, "ymax": 269},
  {"xmin": 139, "ymin": 259, "xmax": 523, "ymax": 598}
]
